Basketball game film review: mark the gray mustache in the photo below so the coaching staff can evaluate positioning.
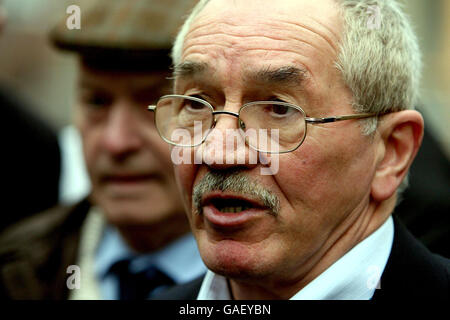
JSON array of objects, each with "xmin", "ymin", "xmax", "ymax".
[{"xmin": 193, "ymin": 169, "xmax": 280, "ymax": 215}]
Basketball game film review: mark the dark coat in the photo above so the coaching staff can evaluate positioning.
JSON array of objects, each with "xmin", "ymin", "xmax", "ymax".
[{"xmin": 0, "ymin": 200, "xmax": 90, "ymax": 299}]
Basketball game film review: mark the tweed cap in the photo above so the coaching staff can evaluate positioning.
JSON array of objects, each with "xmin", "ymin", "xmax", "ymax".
[{"xmin": 50, "ymin": 0, "xmax": 196, "ymax": 70}]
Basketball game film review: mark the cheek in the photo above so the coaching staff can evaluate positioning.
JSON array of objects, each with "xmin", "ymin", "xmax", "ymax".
[
  {"xmin": 174, "ymin": 163, "xmax": 196, "ymax": 209},
  {"xmin": 76, "ymin": 119, "xmax": 99, "ymax": 176},
  {"xmin": 275, "ymin": 149, "xmax": 324, "ymax": 208},
  {"xmin": 268, "ymin": 141, "xmax": 365, "ymax": 258},
  {"xmin": 275, "ymin": 135, "xmax": 370, "ymax": 215}
]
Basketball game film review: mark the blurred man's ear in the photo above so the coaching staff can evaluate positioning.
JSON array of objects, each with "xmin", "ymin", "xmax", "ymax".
[{"xmin": 371, "ymin": 110, "xmax": 424, "ymax": 201}]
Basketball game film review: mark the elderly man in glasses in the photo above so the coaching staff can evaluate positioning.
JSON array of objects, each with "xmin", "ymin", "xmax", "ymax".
[{"xmin": 152, "ymin": 0, "xmax": 450, "ymax": 300}]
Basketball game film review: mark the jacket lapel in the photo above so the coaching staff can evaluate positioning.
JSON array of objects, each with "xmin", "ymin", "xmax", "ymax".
[{"xmin": 372, "ymin": 216, "xmax": 449, "ymax": 300}]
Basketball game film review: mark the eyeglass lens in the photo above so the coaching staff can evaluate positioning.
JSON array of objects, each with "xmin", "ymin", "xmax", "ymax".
[{"xmin": 155, "ymin": 96, "xmax": 306, "ymax": 152}]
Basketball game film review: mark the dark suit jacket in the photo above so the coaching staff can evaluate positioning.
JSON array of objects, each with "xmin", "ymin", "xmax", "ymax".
[
  {"xmin": 0, "ymin": 200, "xmax": 90, "ymax": 299},
  {"xmin": 155, "ymin": 217, "xmax": 450, "ymax": 300}
]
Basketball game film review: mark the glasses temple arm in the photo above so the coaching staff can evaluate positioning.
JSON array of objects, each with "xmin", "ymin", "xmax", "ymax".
[
  {"xmin": 148, "ymin": 105, "xmax": 156, "ymax": 112},
  {"xmin": 305, "ymin": 113, "xmax": 378, "ymax": 124}
]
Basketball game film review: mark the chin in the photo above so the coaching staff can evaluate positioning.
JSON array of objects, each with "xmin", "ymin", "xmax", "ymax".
[
  {"xmin": 198, "ymin": 235, "xmax": 270, "ymax": 279},
  {"xmin": 101, "ymin": 199, "xmax": 158, "ymax": 226}
]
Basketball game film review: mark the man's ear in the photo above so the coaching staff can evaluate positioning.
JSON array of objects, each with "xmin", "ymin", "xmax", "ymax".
[{"xmin": 371, "ymin": 110, "xmax": 424, "ymax": 201}]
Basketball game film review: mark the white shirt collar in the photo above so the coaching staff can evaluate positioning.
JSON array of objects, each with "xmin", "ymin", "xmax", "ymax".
[{"xmin": 197, "ymin": 216, "xmax": 394, "ymax": 300}]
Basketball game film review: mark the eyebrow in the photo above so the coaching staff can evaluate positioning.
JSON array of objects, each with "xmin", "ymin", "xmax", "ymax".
[
  {"xmin": 249, "ymin": 66, "xmax": 308, "ymax": 87},
  {"xmin": 173, "ymin": 61, "xmax": 308, "ymax": 88},
  {"xmin": 172, "ymin": 61, "xmax": 208, "ymax": 78}
]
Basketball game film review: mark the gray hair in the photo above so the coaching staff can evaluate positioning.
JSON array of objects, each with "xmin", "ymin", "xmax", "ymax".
[
  {"xmin": 335, "ymin": 0, "xmax": 422, "ymax": 137},
  {"xmin": 171, "ymin": 0, "xmax": 211, "ymax": 67},
  {"xmin": 171, "ymin": 0, "xmax": 421, "ymax": 194},
  {"xmin": 335, "ymin": 0, "xmax": 421, "ymax": 194}
]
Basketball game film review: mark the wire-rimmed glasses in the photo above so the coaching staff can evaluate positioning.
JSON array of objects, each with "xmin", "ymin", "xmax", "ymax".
[{"xmin": 148, "ymin": 94, "xmax": 378, "ymax": 154}]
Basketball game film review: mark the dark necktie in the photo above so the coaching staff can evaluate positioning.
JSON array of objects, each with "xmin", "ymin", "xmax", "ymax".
[{"xmin": 109, "ymin": 259, "xmax": 175, "ymax": 300}]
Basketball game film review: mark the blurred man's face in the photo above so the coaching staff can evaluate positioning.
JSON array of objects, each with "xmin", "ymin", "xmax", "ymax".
[
  {"xmin": 76, "ymin": 63, "xmax": 185, "ymax": 231},
  {"xmin": 174, "ymin": 0, "xmax": 380, "ymax": 295}
]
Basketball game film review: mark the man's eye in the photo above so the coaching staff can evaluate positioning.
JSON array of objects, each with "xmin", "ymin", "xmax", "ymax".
[
  {"xmin": 264, "ymin": 104, "xmax": 293, "ymax": 118},
  {"xmin": 80, "ymin": 92, "xmax": 113, "ymax": 109},
  {"xmin": 183, "ymin": 96, "xmax": 208, "ymax": 111},
  {"xmin": 271, "ymin": 104, "xmax": 289, "ymax": 115},
  {"xmin": 186, "ymin": 100, "xmax": 207, "ymax": 110}
]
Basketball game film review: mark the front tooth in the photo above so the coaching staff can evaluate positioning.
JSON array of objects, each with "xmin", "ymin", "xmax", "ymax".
[{"xmin": 219, "ymin": 206, "xmax": 247, "ymax": 213}]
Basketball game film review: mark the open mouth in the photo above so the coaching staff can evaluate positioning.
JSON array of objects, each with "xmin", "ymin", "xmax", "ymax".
[
  {"xmin": 208, "ymin": 197, "xmax": 256, "ymax": 213},
  {"xmin": 201, "ymin": 195, "xmax": 271, "ymax": 228}
]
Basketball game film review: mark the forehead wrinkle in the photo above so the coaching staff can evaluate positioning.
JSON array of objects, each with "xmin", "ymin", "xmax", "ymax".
[
  {"xmin": 281, "ymin": 19, "xmax": 341, "ymax": 54},
  {"xmin": 186, "ymin": 18, "xmax": 315, "ymax": 48},
  {"xmin": 182, "ymin": 22, "xmax": 338, "ymax": 83},
  {"xmin": 182, "ymin": 33, "xmax": 316, "ymax": 70},
  {"xmin": 186, "ymin": 29, "xmax": 332, "ymax": 62},
  {"xmin": 184, "ymin": 14, "xmax": 308, "ymax": 53},
  {"xmin": 187, "ymin": 1, "xmax": 342, "ymax": 61},
  {"xmin": 189, "ymin": 5, "xmax": 340, "ymax": 49},
  {"xmin": 184, "ymin": 29, "xmax": 292, "ymax": 55}
]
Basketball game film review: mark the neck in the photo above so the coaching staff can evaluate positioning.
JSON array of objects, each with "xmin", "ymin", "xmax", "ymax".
[
  {"xmin": 116, "ymin": 213, "xmax": 191, "ymax": 253},
  {"xmin": 229, "ymin": 196, "xmax": 395, "ymax": 300}
]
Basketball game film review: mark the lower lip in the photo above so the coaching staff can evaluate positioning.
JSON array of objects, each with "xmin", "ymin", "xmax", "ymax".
[{"xmin": 202, "ymin": 204, "xmax": 268, "ymax": 228}]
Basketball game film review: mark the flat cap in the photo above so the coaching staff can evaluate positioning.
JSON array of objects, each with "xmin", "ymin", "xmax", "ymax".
[{"xmin": 50, "ymin": 0, "xmax": 196, "ymax": 70}]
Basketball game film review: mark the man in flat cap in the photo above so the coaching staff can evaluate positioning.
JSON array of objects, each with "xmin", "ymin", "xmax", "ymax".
[{"xmin": 0, "ymin": 0, "xmax": 205, "ymax": 300}]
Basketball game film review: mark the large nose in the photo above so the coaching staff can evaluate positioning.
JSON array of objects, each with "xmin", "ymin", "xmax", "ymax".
[
  {"xmin": 198, "ymin": 109, "xmax": 258, "ymax": 171},
  {"xmin": 101, "ymin": 101, "xmax": 143, "ymax": 157}
]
